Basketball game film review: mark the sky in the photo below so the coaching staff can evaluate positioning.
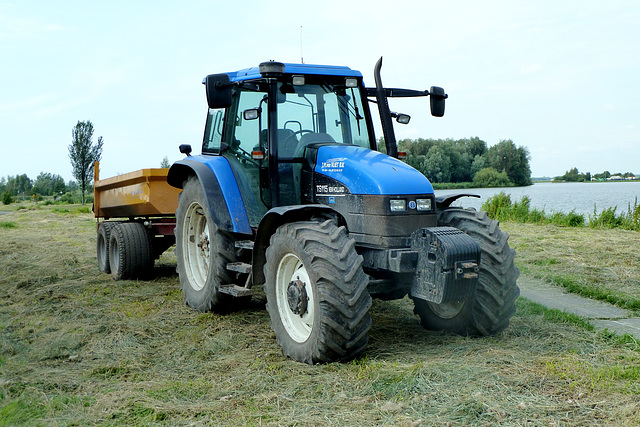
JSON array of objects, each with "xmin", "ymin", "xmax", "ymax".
[{"xmin": 1, "ymin": 0, "xmax": 639, "ymax": 182}]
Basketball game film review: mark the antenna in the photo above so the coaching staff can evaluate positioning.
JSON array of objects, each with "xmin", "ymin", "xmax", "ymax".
[{"xmin": 300, "ymin": 25, "xmax": 304, "ymax": 64}]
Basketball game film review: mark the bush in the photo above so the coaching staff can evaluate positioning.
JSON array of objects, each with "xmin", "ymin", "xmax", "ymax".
[
  {"xmin": 482, "ymin": 193, "xmax": 585, "ymax": 227},
  {"xmin": 56, "ymin": 191, "xmax": 92, "ymax": 205},
  {"xmin": 481, "ymin": 191, "xmax": 512, "ymax": 220},
  {"xmin": 473, "ymin": 167, "xmax": 512, "ymax": 188},
  {"xmin": 588, "ymin": 203, "xmax": 639, "ymax": 231},
  {"xmin": 2, "ymin": 190, "xmax": 13, "ymax": 205}
]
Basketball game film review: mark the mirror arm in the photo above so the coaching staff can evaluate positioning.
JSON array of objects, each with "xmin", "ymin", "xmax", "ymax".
[{"xmin": 366, "ymin": 87, "xmax": 448, "ymax": 99}]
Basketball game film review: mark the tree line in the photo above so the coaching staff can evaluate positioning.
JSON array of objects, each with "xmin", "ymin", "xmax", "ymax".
[
  {"xmin": 555, "ymin": 167, "xmax": 637, "ymax": 182},
  {"xmin": 394, "ymin": 137, "xmax": 532, "ymax": 187},
  {"xmin": 2, "ymin": 120, "xmax": 103, "ymax": 205}
]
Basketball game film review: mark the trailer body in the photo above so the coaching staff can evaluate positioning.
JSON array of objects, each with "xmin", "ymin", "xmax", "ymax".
[
  {"xmin": 93, "ymin": 163, "xmax": 181, "ymax": 279},
  {"xmin": 94, "ymin": 166, "xmax": 180, "ymax": 219}
]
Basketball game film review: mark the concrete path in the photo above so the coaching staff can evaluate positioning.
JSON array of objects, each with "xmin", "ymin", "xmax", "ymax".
[{"xmin": 518, "ymin": 275, "xmax": 640, "ymax": 339}]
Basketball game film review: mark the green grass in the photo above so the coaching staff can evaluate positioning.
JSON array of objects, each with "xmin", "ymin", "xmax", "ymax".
[
  {"xmin": 0, "ymin": 221, "xmax": 16, "ymax": 229},
  {"xmin": 501, "ymin": 221, "xmax": 640, "ymax": 313},
  {"xmin": 1, "ymin": 205, "xmax": 640, "ymax": 425},
  {"xmin": 483, "ymin": 192, "xmax": 640, "ymax": 231}
]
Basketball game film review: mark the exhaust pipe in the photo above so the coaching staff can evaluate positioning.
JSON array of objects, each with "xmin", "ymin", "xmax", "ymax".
[{"xmin": 373, "ymin": 57, "xmax": 398, "ymax": 158}]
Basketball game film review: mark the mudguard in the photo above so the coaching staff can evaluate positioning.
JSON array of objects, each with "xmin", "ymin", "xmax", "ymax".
[
  {"xmin": 435, "ymin": 193, "xmax": 480, "ymax": 210},
  {"xmin": 167, "ymin": 156, "xmax": 252, "ymax": 235}
]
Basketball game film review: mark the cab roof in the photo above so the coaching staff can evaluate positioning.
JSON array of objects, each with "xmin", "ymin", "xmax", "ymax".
[{"xmin": 223, "ymin": 62, "xmax": 363, "ymax": 83}]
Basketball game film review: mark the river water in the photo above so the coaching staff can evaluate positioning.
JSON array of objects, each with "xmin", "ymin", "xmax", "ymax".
[{"xmin": 436, "ymin": 181, "xmax": 640, "ymax": 216}]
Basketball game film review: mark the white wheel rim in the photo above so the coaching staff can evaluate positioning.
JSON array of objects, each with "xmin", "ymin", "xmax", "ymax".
[
  {"xmin": 275, "ymin": 253, "xmax": 315, "ymax": 343},
  {"xmin": 183, "ymin": 201, "xmax": 209, "ymax": 291},
  {"xmin": 428, "ymin": 300, "xmax": 465, "ymax": 319}
]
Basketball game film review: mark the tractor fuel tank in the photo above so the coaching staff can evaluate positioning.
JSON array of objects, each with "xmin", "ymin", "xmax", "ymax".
[{"xmin": 409, "ymin": 227, "xmax": 481, "ymax": 304}]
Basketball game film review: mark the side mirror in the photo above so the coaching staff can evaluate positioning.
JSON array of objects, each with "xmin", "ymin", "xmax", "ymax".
[
  {"xmin": 429, "ymin": 86, "xmax": 447, "ymax": 117},
  {"xmin": 205, "ymin": 74, "xmax": 232, "ymax": 109},
  {"xmin": 394, "ymin": 113, "xmax": 411, "ymax": 124},
  {"xmin": 243, "ymin": 108, "xmax": 260, "ymax": 121},
  {"xmin": 179, "ymin": 144, "xmax": 192, "ymax": 156}
]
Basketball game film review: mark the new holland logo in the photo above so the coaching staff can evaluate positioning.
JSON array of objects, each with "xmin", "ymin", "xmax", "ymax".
[{"xmin": 320, "ymin": 157, "xmax": 346, "ymax": 173}]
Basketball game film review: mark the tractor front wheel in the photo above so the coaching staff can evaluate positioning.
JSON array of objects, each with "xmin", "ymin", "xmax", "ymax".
[
  {"xmin": 412, "ymin": 208, "xmax": 520, "ymax": 336},
  {"xmin": 264, "ymin": 220, "xmax": 371, "ymax": 364}
]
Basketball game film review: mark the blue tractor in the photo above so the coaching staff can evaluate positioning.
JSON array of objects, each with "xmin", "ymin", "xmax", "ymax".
[{"xmin": 167, "ymin": 58, "xmax": 519, "ymax": 364}]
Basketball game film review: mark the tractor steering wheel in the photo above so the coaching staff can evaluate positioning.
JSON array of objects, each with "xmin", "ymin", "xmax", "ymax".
[
  {"xmin": 283, "ymin": 129, "xmax": 314, "ymax": 146},
  {"xmin": 281, "ymin": 129, "xmax": 314, "ymax": 158}
]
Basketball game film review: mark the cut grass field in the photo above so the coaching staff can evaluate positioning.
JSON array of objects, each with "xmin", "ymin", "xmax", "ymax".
[{"xmin": 1, "ymin": 204, "xmax": 639, "ymax": 425}]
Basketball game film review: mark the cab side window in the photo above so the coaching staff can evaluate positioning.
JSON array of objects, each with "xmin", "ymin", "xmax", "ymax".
[{"xmin": 202, "ymin": 109, "xmax": 225, "ymax": 153}]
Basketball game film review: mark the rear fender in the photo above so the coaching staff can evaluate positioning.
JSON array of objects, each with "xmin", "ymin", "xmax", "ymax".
[
  {"xmin": 168, "ymin": 157, "xmax": 252, "ymax": 234},
  {"xmin": 252, "ymin": 205, "xmax": 346, "ymax": 287}
]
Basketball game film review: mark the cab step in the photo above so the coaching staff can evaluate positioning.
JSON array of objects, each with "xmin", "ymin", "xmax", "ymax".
[
  {"xmin": 218, "ymin": 284, "xmax": 253, "ymax": 297},
  {"xmin": 235, "ymin": 240, "xmax": 254, "ymax": 250},
  {"xmin": 226, "ymin": 262, "xmax": 252, "ymax": 274}
]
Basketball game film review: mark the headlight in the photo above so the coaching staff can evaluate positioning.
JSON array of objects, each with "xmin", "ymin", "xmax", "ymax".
[
  {"xmin": 416, "ymin": 198, "xmax": 432, "ymax": 211},
  {"xmin": 390, "ymin": 199, "xmax": 406, "ymax": 212}
]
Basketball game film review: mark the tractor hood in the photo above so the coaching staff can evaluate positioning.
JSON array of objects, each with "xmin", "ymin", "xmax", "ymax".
[{"xmin": 314, "ymin": 145, "xmax": 434, "ymax": 195}]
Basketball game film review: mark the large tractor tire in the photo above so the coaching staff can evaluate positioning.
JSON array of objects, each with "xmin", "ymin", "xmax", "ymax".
[
  {"xmin": 97, "ymin": 221, "xmax": 119, "ymax": 274},
  {"xmin": 109, "ymin": 222, "xmax": 153, "ymax": 280},
  {"xmin": 175, "ymin": 176, "xmax": 239, "ymax": 312},
  {"xmin": 412, "ymin": 208, "xmax": 520, "ymax": 336},
  {"xmin": 264, "ymin": 220, "xmax": 371, "ymax": 364}
]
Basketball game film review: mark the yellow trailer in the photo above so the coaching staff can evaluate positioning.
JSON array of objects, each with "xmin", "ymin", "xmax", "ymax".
[
  {"xmin": 93, "ymin": 162, "xmax": 180, "ymax": 219},
  {"xmin": 93, "ymin": 162, "xmax": 181, "ymax": 280}
]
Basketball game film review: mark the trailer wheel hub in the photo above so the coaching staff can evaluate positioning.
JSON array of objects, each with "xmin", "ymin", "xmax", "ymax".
[{"xmin": 287, "ymin": 279, "xmax": 308, "ymax": 317}]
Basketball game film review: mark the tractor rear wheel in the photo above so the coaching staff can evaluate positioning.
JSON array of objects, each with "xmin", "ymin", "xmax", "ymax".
[
  {"xmin": 175, "ymin": 176, "xmax": 240, "ymax": 312},
  {"xmin": 264, "ymin": 220, "xmax": 371, "ymax": 364},
  {"xmin": 412, "ymin": 208, "xmax": 520, "ymax": 336}
]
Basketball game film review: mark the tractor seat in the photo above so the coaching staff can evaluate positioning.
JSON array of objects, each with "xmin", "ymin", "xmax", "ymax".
[{"xmin": 295, "ymin": 133, "xmax": 336, "ymax": 157}]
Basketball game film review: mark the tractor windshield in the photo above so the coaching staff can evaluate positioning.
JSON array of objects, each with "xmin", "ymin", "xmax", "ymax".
[{"xmin": 275, "ymin": 79, "xmax": 372, "ymax": 155}]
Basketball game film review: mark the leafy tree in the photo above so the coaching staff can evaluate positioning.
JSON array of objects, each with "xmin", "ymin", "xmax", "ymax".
[
  {"xmin": 387, "ymin": 136, "xmax": 531, "ymax": 187},
  {"xmin": 473, "ymin": 167, "xmax": 512, "ymax": 187},
  {"xmin": 485, "ymin": 139, "xmax": 532, "ymax": 186},
  {"xmin": 67, "ymin": 180, "xmax": 79, "ymax": 192},
  {"xmin": 471, "ymin": 154, "xmax": 487, "ymax": 177},
  {"xmin": 160, "ymin": 157, "xmax": 171, "ymax": 168},
  {"xmin": 556, "ymin": 167, "xmax": 587, "ymax": 182},
  {"xmin": 423, "ymin": 145, "xmax": 452, "ymax": 183},
  {"xmin": 68, "ymin": 120, "xmax": 103, "ymax": 204},
  {"xmin": 33, "ymin": 172, "xmax": 67, "ymax": 196},
  {"xmin": 4, "ymin": 174, "xmax": 32, "ymax": 198}
]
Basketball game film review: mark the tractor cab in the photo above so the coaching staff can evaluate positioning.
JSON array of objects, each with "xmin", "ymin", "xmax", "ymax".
[{"xmin": 201, "ymin": 62, "xmax": 376, "ymax": 226}]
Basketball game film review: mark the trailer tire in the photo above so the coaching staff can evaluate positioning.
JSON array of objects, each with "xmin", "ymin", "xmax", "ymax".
[
  {"xmin": 175, "ymin": 176, "xmax": 241, "ymax": 312},
  {"xmin": 97, "ymin": 222, "xmax": 119, "ymax": 274},
  {"xmin": 412, "ymin": 208, "xmax": 520, "ymax": 336},
  {"xmin": 109, "ymin": 222, "xmax": 153, "ymax": 280},
  {"xmin": 264, "ymin": 220, "xmax": 371, "ymax": 364}
]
